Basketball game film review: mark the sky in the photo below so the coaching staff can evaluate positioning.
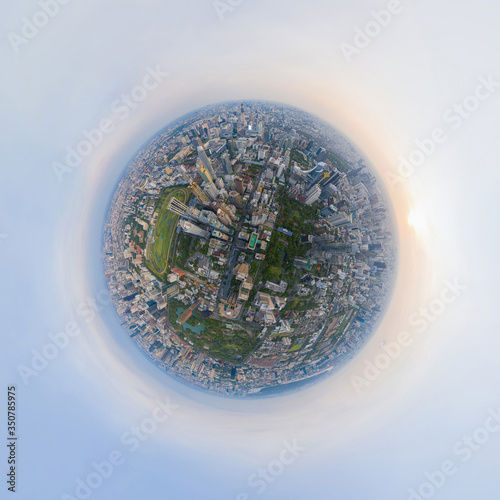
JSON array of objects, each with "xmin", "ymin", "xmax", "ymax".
[{"xmin": 1, "ymin": 0, "xmax": 500, "ymax": 499}]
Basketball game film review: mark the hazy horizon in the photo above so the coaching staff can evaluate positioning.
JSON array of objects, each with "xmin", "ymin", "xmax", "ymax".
[{"xmin": 2, "ymin": 1, "xmax": 500, "ymax": 499}]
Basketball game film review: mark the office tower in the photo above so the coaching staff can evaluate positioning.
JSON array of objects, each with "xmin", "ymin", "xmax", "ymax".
[
  {"xmin": 178, "ymin": 219, "xmax": 210, "ymax": 239},
  {"xmin": 167, "ymin": 197, "xmax": 189, "ymax": 217},
  {"xmin": 198, "ymin": 210, "xmax": 230, "ymax": 234},
  {"xmin": 221, "ymin": 152, "xmax": 233, "ymax": 174},
  {"xmin": 316, "ymin": 147, "xmax": 328, "ymax": 162},
  {"xmin": 323, "ymin": 183, "xmax": 338, "ymax": 198},
  {"xmin": 306, "ymin": 164, "xmax": 327, "ymax": 190},
  {"xmin": 197, "ymin": 164, "xmax": 213, "ymax": 184},
  {"xmin": 219, "ymin": 188, "xmax": 229, "ymax": 201},
  {"xmin": 212, "ymin": 230, "xmax": 230, "ymax": 242},
  {"xmin": 188, "ymin": 182, "xmax": 211, "ymax": 205},
  {"xmin": 319, "ymin": 243, "xmax": 352, "ymax": 254},
  {"xmin": 325, "ymin": 213, "xmax": 353, "ymax": 228},
  {"xmin": 235, "ymin": 176, "xmax": 246, "ymax": 195},
  {"xmin": 204, "ymin": 182, "xmax": 219, "ymax": 201},
  {"xmin": 197, "ymin": 146, "xmax": 216, "ymax": 179},
  {"xmin": 251, "ymin": 209, "xmax": 268, "ymax": 227},
  {"xmin": 219, "ymin": 203, "xmax": 238, "ymax": 221},
  {"xmin": 229, "ymin": 191, "xmax": 243, "ymax": 207},
  {"xmin": 305, "ymin": 184, "xmax": 322, "ymax": 206},
  {"xmin": 313, "ymin": 234, "xmax": 335, "ymax": 245},
  {"xmin": 240, "ymin": 103, "xmax": 246, "ymax": 126},
  {"xmin": 216, "ymin": 209, "xmax": 232, "ymax": 226}
]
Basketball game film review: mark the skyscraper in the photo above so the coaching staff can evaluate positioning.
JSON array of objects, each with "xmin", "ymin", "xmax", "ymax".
[
  {"xmin": 178, "ymin": 219, "xmax": 210, "ymax": 239},
  {"xmin": 240, "ymin": 103, "xmax": 246, "ymax": 127},
  {"xmin": 325, "ymin": 213, "xmax": 353, "ymax": 228},
  {"xmin": 305, "ymin": 184, "xmax": 322, "ymax": 206},
  {"xmin": 216, "ymin": 209, "xmax": 232, "ymax": 226},
  {"xmin": 204, "ymin": 182, "xmax": 219, "ymax": 201},
  {"xmin": 219, "ymin": 203, "xmax": 238, "ymax": 221},
  {"xmin": 197, "ymin": 146, "xmax": 216, "ymax": 179},
  {"xmin": 197, "ymin": 164, "xmax": 213, "ymax": 184},
  {"xmin": 221, "ymin": 152, "xmax": 233, "ymax": 174},
  {"xmin": 188, "ymin": 182, "xmax": 211, "ymax": 205},
  {"xmin": 167, "ymin": 197, "xmax": 189, "ymax": 217},
  {"xmin": 235, "ymin": 176, "xmax": 246, "ymax": 195},
  {"xmin": 229, "ymin": 191, "xmax": 243, "ymax": 207}
]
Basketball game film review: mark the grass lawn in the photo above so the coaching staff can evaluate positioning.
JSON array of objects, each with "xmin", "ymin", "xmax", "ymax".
[
  {"xmin": 149, "ymin": 187, "xmax": 189, "ymax": 275},
  {"xmin": 169, "ymin": 300, "xmax": 260, "ymax": 364}
]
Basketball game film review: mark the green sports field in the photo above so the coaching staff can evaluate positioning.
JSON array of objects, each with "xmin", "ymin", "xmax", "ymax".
[{"xmin": 149, "ymin": 187, "xmax": 189, "ymax": 275}]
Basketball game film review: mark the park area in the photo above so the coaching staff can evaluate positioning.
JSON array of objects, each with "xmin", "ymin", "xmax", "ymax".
[{"xmin": 169, "ymin": 299, "xmax": 261, "ymax": 364}]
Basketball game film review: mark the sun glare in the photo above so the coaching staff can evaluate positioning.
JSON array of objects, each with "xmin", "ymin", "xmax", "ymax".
[{"xmin": 407, "ymin": 209, "xmax": 427, "ymax": 232}]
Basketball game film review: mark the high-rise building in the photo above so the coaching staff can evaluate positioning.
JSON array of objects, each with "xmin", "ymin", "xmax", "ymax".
[
  {"xmin": 197, "ymin": 209, "xmax": 230, "ymax": 234},
  {"xmin": 229, "ymin": 191, "xmax": 243, "ymax": 207},
  {"xmin": 197, "ymin": 146, "xmax": 216, "ymax": 179},
  {"xmin": 221, "ymin": 152, "xmax": 233, "ymax": 174},
  {"xmin": 319, "ymin": 243, "xmax": 352, "ymax": 254},
  {"xmin": 251, "ymin": 209, "xmax": 268, "ymax": 227},
  {"xmin": 325, "ymin": 213, "xmax": 353, "ymax": 228},
  {"xmin": 178, "ymin": 219, "xmax": 210, "ymax": 239},
  {"xmin": 212, "ymin": 230, "xmax": 230, "ymax": 242},
  {"xmin": 240, "ymin": 104, "xmax": 246, "ymax": 127},
  {"xmin": 216, "ymin": 209, "xmax": 231, "ymax": 226},
  {"xmin": 197, "ymin": 164, "xmax": 213, "ymax": 184},
  {"xmin": 188, "ymin": 182, "xmax": 211, "ymax": 205},
  {"xmin": 235, "ymin": 176, "xmax": 246, "ymax": 195},
  {"xmin": 167, "ymin": 197, "xmax": 189, "ymax": 217},
  {"xmin": 305, "ymin": 184, "xmax": 322, "ymax": 206},
  {"xmin": 219, "ymin": 203, "xmax": 238, "ymax": 221},
  {"xmin": 323, "ymin": 183, "xmax": 338, "ymax": 198},
  {"xmin": 204, "ymin": 182, "xmax": 219, "ymax": 201}
]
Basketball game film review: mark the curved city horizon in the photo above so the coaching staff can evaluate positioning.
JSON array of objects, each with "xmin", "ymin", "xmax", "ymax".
[{"xmin": 103, "ymin": 100, "xmax": 397, "ymax": 397}]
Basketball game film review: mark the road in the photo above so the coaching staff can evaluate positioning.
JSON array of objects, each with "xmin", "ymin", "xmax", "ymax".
[{"xmin": 215, "ymin": 167, "xmax": 266, "ymax": 307}]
